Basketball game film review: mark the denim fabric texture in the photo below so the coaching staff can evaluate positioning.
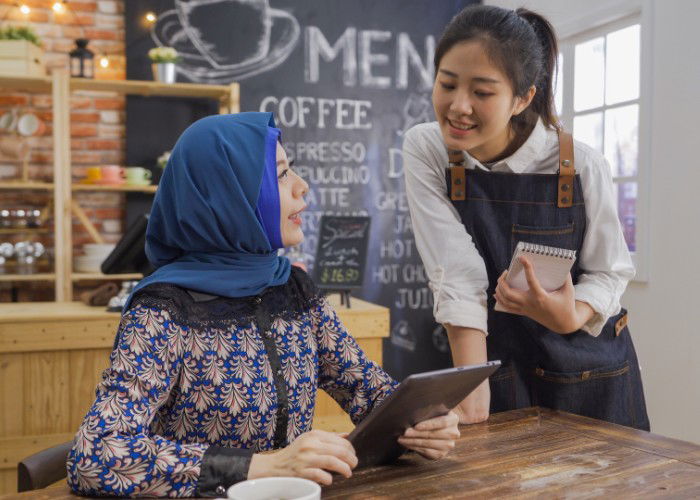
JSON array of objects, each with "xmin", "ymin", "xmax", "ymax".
[{"xmin": 447, "ymin": 166, "xmax": 650, "ymax": 430}]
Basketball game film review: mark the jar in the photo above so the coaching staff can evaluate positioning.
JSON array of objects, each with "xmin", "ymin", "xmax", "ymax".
[
  {"xmin": 0, "ymin": 209, "xmax": 10, "ymax": 228},
  {"xmin": 11, "ymin": 209, "xmax": 27, "ymax": 228},
  {"xmin": 27, "ymin": 209, "xmax": 42, "ymax": 228}
]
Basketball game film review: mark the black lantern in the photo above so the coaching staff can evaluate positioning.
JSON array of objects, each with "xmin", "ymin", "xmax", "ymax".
[{"xmin": 69, "ymin": 38, "xmax": 94, "ymax": 78}]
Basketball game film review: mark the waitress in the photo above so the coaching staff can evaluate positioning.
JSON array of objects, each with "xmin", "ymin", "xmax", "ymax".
[{"xmin": 403, "ymin": 4, "xmax": 649, "ymax": 429}]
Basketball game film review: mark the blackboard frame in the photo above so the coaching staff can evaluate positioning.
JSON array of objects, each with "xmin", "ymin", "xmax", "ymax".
[{"xmin": 312, "ymin": 215, "xmax": 371, "ymax": 291}]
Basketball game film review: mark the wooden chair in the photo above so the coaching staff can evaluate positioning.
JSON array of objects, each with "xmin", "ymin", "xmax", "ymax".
[{"xmin": 17, "ymin": 441, "xmax": 73, "ymax": 493}]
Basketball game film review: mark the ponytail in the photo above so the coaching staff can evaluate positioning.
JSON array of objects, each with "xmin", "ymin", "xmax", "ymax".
[
  {"xmin": 434, "ymin": 5, "xmax": 561, "ymax": 135},
  {"xmin": 515, "ymin": 8, "xmax": 560, "ymax": 131}
]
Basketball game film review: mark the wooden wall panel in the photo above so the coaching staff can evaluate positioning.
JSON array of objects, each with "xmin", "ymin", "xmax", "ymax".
[
  {"xmin": 0, "ymin": 354, "xmax": 24, "ymax": 438},
  {"xmin": 0, "ymin": 469, "xmax": 15, "ymax": 495},
  {"xmin": 68, "ymin": 349, "xmax": 111, "ymax": 430},
  {"xmin": 23, "ymin": 352, "xmax": 70, "ymax": 435}
]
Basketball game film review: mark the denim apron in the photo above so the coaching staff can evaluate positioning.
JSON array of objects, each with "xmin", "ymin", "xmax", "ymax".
[{"xmin": 445, "ymin": 131, "xmax": 650, "ymax": 430}]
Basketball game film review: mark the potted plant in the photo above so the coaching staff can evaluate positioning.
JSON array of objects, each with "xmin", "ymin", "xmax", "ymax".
[
  {"xmin": 148, "ymin": 46, "xmax": 179, "ymax": 84},
  {"xmin": 0, "ymin": 26, "xmax": 45, "ymax": 76}
]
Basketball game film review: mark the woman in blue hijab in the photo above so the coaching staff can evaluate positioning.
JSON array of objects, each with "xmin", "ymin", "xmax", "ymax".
[{"xmin": 67, "ymin": 113, "xmax": 459, "ymax": 498}]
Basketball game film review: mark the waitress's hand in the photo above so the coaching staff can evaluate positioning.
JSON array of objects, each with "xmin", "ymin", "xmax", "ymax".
[
  {"xmin": 453, "ymin": 378, "xmax": 490, "ymax": 424},
  {"xmin": 398, "ymin": 411, "xmax": 460, "ymax": 460},
  {"xmin": 248, "ymin": 430, "xmax": 357, "ymax": 485},
  {"xmin": 494, "ymin": 256, "xmax": 594, "ymax": 334}
]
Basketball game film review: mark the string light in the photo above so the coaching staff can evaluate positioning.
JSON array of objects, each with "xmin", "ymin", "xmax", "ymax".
[
  {"xmin": 19, "ymin": 4, "xmax": 30, "ymax": 15},
  {"xmin": 52, "ymin": 1, "xmax": 65, "ymax": 14},
  {"xmin": 145, "ymin": 12, "xmax": 156, "ymax": 23}
]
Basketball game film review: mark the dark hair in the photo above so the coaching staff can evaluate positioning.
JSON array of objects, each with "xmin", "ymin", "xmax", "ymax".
[{"xmin": 434, "ymin": 5, "xmax": 560, "ymax": 133}]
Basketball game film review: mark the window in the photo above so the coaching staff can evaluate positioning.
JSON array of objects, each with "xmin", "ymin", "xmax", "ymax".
[{"xmin": 557, "ymin": 13, "xmax": 649, "ymax": 280}]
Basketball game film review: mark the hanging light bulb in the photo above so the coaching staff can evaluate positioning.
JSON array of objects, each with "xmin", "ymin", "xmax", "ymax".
[
  {"xmin": 52, "ymin": 1, "xmax": 65, "ymax": 14},
  {"xmin": 99, "ymin": 55, "xmax": 109, "ymax": 68},
  {"xmin": 19, "ymin": 4, "xmax": 31, "ymax": 15},
  {"xmin": 145, "ymin": 12, "xmax": 156, "ymax": 23}
]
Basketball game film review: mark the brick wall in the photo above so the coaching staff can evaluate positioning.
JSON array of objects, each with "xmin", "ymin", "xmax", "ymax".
[{"xmin": 0, "ymin": 0, "xmax": 127, "ymax": 301}]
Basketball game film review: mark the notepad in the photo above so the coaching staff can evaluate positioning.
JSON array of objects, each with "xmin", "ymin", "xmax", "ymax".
[{"xmin": 494, "ymin": 242, "xmax": 577, "ymax": 312}]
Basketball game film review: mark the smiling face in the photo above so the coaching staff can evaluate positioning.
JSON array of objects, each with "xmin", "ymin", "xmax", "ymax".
[
  {"xmin": 432, "ymin": 40, "xmax": 535, "ymax": 163},
  {"xmin": 276, "ymin": 142, "xmax": 308, "ymax": 247}
]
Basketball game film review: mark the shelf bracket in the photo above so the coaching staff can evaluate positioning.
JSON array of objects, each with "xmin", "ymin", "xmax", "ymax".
[{"xmin": 70, "ymin": 200, "xmax": 104, "ymax": 244}]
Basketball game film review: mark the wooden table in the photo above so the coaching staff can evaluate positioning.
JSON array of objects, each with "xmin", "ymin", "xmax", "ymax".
[
  {"xmin": 2, "ymin": 407, "xmax": 699, "ymax": 499},
  {"xmin": 0, "ymin": 296, "xmax": 389, "ymax": 496}
]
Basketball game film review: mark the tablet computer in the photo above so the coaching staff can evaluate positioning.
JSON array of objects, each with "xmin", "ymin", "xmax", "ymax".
[{"xmin": 348, "ymin": 360, "xmax": 501, "ymax": 467}]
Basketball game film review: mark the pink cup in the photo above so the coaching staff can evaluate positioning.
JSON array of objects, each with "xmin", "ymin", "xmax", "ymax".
[{"xmin": 100, "ymin": 165, "xmax": 125, "ymax": 184}]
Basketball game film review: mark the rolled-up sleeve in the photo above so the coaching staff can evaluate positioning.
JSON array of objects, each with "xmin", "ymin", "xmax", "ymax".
[
  {"xmin": 575, "ymin": 145, "xmax": 636, "ymax": 336},
  {"xmin": 403, "ymin": 125, "xmax": 489, "ymax": 334}
]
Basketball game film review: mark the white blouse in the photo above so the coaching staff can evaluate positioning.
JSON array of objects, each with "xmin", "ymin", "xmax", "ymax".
[{"xmin": 403, "ymin": 120, "xmax": 635, "ymax": 337}]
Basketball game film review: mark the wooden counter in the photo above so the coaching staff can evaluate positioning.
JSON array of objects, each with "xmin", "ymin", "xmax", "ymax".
[
  {"xmin": 3, "ymin": 408, "xmax": 700, "ymax": 499},
  {"xmin": 0, "ymin": 295, "xmax": 389, "ymax": 496}
]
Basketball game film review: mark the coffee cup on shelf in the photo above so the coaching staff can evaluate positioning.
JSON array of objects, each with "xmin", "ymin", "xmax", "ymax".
[
  {"xmin": 84, "ymin": 166, "xmax": 102, "ymax": 184},
  {"xmin": 100, "ymin": 165, "xmax": 125, "ymax": 184},
  {"xmin": 125, "ymin": 167, "xmax": 152, "ymax": 185}
]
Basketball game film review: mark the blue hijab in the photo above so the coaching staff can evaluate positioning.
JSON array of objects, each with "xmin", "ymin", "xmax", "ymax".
[{"xmin": 126, "ymin": 112, "xmax": 291, "ymax": 307}]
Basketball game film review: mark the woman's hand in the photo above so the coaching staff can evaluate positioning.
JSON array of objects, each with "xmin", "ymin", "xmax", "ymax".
[
  {"xmin": 248, "ymin": 430, "xmax": 357, "ymax": 486},
  {"xmin": 453, "ymin": 378, "xmax": 490, "ymax": 424},
  {"xmin": 494, "ymin": 256, "xmax": 594, "ymax": 334},
  {"xmin": 397, "ymin": 411, "xmax": 460, "ymax": 460}
]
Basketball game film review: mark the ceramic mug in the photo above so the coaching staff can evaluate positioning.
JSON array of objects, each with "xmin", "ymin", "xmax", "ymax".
[
  {"xmin": 85, "ymin": 166, "xmax": 102, "ymax": 183},
  {"xmin": 227, "ymin": 477, "xmax": 321, "ymax": 500},
  {"xmin": 17, "ymin": 113, "xmax": 45, "ymax": 137},
  {"xmin": 0, "ymin": 109, "xmax": 18, "ymax": 132},
  {"xmin": 100, "ymin": 165, "xmax": 125, "ymax": 184},
  {"xmin": 125, "ymin": 167, "xmax": 152, "ymax": 185},
  {"xmin": 0, "ymin": 136, "xmax": 30, "ymax": 159}
]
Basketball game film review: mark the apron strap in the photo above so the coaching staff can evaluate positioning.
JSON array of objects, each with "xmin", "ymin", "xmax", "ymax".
[
  {"xmin": 447, "ymin": 149, "xmax": 466, "ymax": 201},
  {"xmin": 557, "ymin": 130, "xmax": 575, "ymax": 208}
]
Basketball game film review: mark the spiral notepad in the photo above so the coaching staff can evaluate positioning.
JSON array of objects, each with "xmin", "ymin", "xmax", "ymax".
[{"xmin": 494, "ymin": 242, "xmax": 577, "ymax": 312}]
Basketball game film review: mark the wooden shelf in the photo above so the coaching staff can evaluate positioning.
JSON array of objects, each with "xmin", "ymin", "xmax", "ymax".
[
  {"xmin": 0, "ymin": 74, "xmax": 52, "ymax": 92},
  {"xmin": 0, "ymin": 273, "xmax": 55, "ymax": 282},
  {"xmin": 70, "ymin": 78, "xmax": 233, "ymax": 100},
  {"xmin": 0, "ymin": 227, "xmax": 50, "ymax": 235},
  {"xmin": 71, "ymin": 272, "xmax": 142, "ymax": 281},
  {"xmin": 0, "ymin": 75, "xmax": 234, "ymax": 100},
  {"xmin": 0, "ymin": 182, "xmax": 54, "ymax": 190},
  {"xmin": 72, "ymin": 184, "xmax": 158, "ymax": 193},
  {"xmin": 0, "ymin": 70, "xmax": 238, "ymax": 302}
]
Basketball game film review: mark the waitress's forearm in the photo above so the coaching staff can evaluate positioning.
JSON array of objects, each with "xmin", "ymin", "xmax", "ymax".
[{"xmin": 445, "ymin": 325, "xmax": 487, "ymax": 366}]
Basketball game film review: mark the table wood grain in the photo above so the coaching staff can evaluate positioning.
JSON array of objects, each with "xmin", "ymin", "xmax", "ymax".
[{"xmin": 2, "ymin": 407, "xmax": 699, "ymax": 499}]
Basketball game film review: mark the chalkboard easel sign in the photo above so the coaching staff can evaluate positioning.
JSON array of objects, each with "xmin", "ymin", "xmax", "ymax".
[{"xmin": 312, "ymin": 215, "xmax": 371, "ymax": 307}]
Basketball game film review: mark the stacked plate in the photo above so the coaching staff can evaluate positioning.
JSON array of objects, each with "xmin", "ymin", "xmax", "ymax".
[{"xmin": 74, "ymin": 243, "xmax": 115, "ymax": 273}]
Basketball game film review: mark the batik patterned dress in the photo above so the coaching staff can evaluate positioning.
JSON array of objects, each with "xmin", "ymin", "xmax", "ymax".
[{"xmin": 66, "ymin": 268, "xmax": 397, "ymax": 497}]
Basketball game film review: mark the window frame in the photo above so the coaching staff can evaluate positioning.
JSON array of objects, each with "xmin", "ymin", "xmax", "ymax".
[{"xmin": 557, "ymin": 1, "xmax": 652, "ymax": 282}]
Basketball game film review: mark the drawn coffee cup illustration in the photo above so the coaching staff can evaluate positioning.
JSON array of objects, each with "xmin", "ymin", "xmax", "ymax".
[{"xmin": 152, "ymin": 0, "xmax": 300, "ymax": 82}]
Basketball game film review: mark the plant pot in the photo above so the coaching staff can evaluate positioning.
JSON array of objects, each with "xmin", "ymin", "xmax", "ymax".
[
  {"xmin": 152, "ymin": 62, "xmax": 176, "ymax": 84},
  {"xmin": 0, "ymin": 40, "xmax": 45, "ymax": 77}
]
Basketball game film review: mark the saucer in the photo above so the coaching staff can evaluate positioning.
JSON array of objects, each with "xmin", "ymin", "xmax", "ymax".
[
  {"xmin": 95, "ymin": 179, "xmax": 126, "ymax": 186},
  {"xmin": 125, "ymin": 180, "xmax": 152, "ymax": 186}
]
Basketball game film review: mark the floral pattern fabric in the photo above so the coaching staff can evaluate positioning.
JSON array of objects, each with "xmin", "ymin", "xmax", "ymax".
[{"xmin": 67, "ymin": 293, "xmax": 397, "ymax": 498}]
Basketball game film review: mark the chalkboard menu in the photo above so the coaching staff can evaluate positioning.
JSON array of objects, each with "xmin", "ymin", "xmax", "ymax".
[
  {"xmin": 313, "ymin": 215, "xmax": 370, "ymax": 290},
  {"xmin": 126, "ymin": 0, "xmax": 478, "ymax": 380}
]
